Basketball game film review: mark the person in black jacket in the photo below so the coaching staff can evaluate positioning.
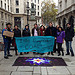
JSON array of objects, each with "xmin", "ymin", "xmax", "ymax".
[
  {"xmin": 45, "ymin": 22, "xmax": 57, "ymax": 55},
  {"xmin": 13, "ymin": 25, "xmax": 22, "ymax": 55},
  {"xmin": 65, "ymin": 23, "xmax": 74, "ymax": 56},
  {"xmin": 22, "ymin": 25, "xmax": 31, "ymax": 54}
]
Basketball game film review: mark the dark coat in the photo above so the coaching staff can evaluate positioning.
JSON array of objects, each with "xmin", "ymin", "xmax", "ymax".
[
  {"xmin": 45, "ymin": 26, "xmax": 57, "ymax": 37},
  {"xmin": 65, "ymin": 27, "xmax": 74, "ymax": 41},
  {"xmin": 22, "ymin": 29, "xmax": 31, "ymax": 37},
  {"xmin": 13, "ymin": 29, "xmax": 21, "ymax": 37},
  {"xmin": 32, "ymin": 28, "xmax": 40, "ymax": 36}
]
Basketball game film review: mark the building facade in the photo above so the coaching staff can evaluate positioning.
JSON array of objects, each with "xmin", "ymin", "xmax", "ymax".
[
  {"xmin": 0, "ymin": 0, "xmax": 12, "ymax": 33},
  {"xmin": 57, "ymin": 0, "xmax": 75, "ymax": 29},
  {"xmin": 0, "ymin": 0, "xmax": 42, "ymax": 33}
]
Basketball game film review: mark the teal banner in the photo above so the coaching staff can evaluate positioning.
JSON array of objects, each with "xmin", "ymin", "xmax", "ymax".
[{"xmin": 15, "ymin": 36, "xmax": 55, "ymax": 53}]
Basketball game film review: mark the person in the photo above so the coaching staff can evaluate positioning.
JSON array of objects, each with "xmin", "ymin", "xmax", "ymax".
[
  {"xmin": 22, "ymin": 25, "xmax": 31, "ymax": 54},
  {"xmin": 54, "ymin": 25, "xmax": 60, "ymax": 53},
  {"xmin": 2, "ymin": 23, "xmax": 12, "ymax": 59},
  {"xmin": 12, "ymin": 25, "xmax": 21, "ymax": 55},
  {"xmin": 32, "ymin": 23, "xmax": 40, "ymax": 54},
  {"xmin": 56, "ymin": 27, "xmax": 65, "ymax": 56},
  {"xmin": 65, "ymin": 23, "xmax": 74, "ymax": 56},
  {"xmin": 40, "ymin": 25, "xmax": 45, "ymax": 36},
  {"xmin": 45, "ymin": 22, "xmax": 57, "ymax": 55}
]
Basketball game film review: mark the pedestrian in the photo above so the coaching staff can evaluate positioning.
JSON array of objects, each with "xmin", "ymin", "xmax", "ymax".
[
  {"xmin": 32, "ymin": 23, "xmax": 40, "ymax": 54},
  {"xmin": 56, "ymin": 27, "xmax": 65, "ymax": 56},
  {"xmin": 65, "ymin": 23, "xmax": 74, "ymax": 56},
  {"xmin": 40, "ymin": 25, "xmax": 45, "ymax": 36},
  {"xmin": 2, "ymin": 23, "xmax": 12, "ymax": 59},
  {"xmin": 12, "ymin": 25, "xmax": 22, "ymax": 55},
  {"xmin": 45, "ymin": 22, "xmax": 57, "ymax": 55},
  {"xmin": 22, "ymin": 25, "xmax": 31, "ymax": 54}
]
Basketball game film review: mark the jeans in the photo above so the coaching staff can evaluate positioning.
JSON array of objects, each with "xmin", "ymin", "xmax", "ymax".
[
  {"xmin": 66, "ymin": 41, "xmax": 74, "ymax": 55},
  {"xmin": 4, "ymin": 42, "xmax": 11, "ymax": 56}
]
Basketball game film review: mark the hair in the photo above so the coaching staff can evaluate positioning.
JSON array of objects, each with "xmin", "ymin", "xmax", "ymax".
[
  {"xmin": 67, "ymin": 23, "xmax": 71, "ymax": 25},
  {"xmin": 40, "ymin": 25, "xmax": 45, "ymax": 30},
  {"xmin": 25, "ymin": 25, "xmax": 29, "ymax": 29},
  {"xmin": 14, "ymin": 25, "xmax": 18, "ymax": 27},
  {"xmin": 34, "ymin": 23, "xmax": 37, "ymax": 26},
  {"xmin": 58, "ymin": 27, "xmax": 64, "ymax": 32},
  {"xmin": 49, "ymin": 22, "xmax": 52, "ymax": 24},
  {"xmin": 6, "ymin": 23, "xmax": 12, "ymax": 26}
]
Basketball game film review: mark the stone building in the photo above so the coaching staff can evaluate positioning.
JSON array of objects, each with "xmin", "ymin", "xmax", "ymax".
[
  {"xmin": 0, "ymin": 0, "xmax": 42, "ymax": 32},
  {"xmin": 57, "ymin": 0, "xmax": 75, "ymax": 29},
  {"xmin": 0, "ymin": 0, "xmax": 12, "ymax": 33}
]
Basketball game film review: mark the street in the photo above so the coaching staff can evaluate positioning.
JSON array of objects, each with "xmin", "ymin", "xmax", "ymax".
[{"xmin": 0, "ymin": 37, "xmax": 75, "ymax": 75}]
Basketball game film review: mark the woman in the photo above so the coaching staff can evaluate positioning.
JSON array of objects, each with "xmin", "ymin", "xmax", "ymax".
[
  {"xmin": 13, "ymin": 25, "xmax": 22, "ymax": 55},
  {"xmin": 40, "ymin": 25, "xmax": 45, "ymax": 36},
  {"xmin": 56, "ymin": 27, "xmax": 65, "ymax": 56},
  {"xmin": 22, "ymin": 25, "xmax": 31, "ymax": 54}
]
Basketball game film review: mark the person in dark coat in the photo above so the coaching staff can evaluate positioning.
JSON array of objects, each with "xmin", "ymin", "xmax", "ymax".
[
  {"xmin": 22, "ymin": 25, "xmax": 31, "ymax": 37},
  {"xmin": 13, "ymin": 25, "xmax": 22, "ymax": 55},
  {"xmin": 32, "ymin": 23, "xmax": 40, "ymax": 54},
  {"xmin": 22, "ymin": 25, "xmax": 31, "ymax": 54},
  {"xmin": 45, "ymin": 22, "xmax": 57, "ymax": 55},
  {"xmin": 65, "ymin": 23, "xmax": 74, "ymax": 56},
  {"xmin": 2, "ymin": 23, "xmax": 12, "ymax": 59}
]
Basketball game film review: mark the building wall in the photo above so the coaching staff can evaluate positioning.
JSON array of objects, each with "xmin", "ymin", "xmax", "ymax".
[{"xmin": 57, "ymin": 0, "xmax": 75, "ymax": 29}]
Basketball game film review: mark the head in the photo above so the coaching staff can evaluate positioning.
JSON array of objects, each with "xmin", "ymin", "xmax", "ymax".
[
  {"xmin": 40, "ymin": 25, "xmax": 45, "ymax": 30},
  {"xmin": 56, "ymin": 25, "xmax": 59, "ymax": 29},
  {"xmin": 14, "ymin": 25, "xmax": 18, "ymax": 29},
  {"xmin": 25, "ymin": 25, "xmax": 29, "ymax": 30},
  {"xmin": 49, "ymin": 22, "xmax": 53, "ymax": 27},
  {"xmin": 6, "ymin": 23, "xmax": 11, "ymax": 28},
  {"xmin": 34, "ymin": 23, "xmax": 37, "ymax": 29},
  {"xmin": 58, "ymin": 27, "xmax": 63, "ymax": 32},
  {"xmin": 67, "ymin": 23, "xmax": 71, "ymax": 28}
]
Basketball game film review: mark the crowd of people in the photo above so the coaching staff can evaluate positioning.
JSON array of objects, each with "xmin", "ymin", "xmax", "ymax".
[{"xmin": 2, "ymin": 22, "xmax": 75, "ymax": 59}]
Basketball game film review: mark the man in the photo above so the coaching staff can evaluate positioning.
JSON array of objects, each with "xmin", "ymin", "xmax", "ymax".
[
  {"xmin": 32, "ymin": 24, "xmax": 40, "ymax": 54},
  {"xmin": 65, "ymin": 23, "xmax": 74, "ymax": 56},
  {"xmin": 2, "ymin": 23, "xmax": 12, "ymax": 59},
  {"xmin": 45, "ymin": 22, "xmax": 57, "ymax": 55}
]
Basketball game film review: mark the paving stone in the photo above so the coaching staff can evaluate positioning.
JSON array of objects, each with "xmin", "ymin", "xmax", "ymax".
[
  {"xmin": 33, "ymin": 67, "xmax": 41, "ymax": 75},
  {"xmin": 47, "ymin": 66, "xmax": 70, "ymax": 75},
  {"xmin": 17, "ymin": 66, "xmax": 33, "ymax": 72},
  {"xmin": 0, "ymin": 66, "xmax": 18, "ymax": 72},
  {"xmin": 41, "ymin": 67, "xmax": 47, "ymax": 75},
  {"xmin": 11, "ymin": 72, "xmax": 32, "ymax": 75},
  {"xmin": 0, "ymin": 72, "xmax": 11, "ymax": 75},
  {"xmin": 67, "ymin": 67, "xmax": 75, "ymax": 75}
]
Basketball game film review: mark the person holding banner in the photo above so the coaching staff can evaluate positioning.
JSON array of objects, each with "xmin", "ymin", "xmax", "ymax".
[
  {"xmin": 32, "ymin": 23, "xmax": 40, "ymax": 54},
  {"xmin": 22, "ymin": 25, "xmax": 31, "ymax": 54},
  {"xmin": 12, "ymin": 25, "xmax": 22, "ymax": 55},
  {"xmin": 45, "ymin": 22, "xmax": 57, "ymax": 55},
  {"xmin": 56, "ymin": 27, "xmax": 65, "ymax": 56},
  {"xmin": 2, "ymin": 23, "xmax": 12, "ymax": 59}
]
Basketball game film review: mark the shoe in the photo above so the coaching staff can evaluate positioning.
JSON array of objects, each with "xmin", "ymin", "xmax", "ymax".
[
  {"xmin": 7, "ymin": 54, "xmax": 12, "ymax": 57},
  {"xmin": 4, "ymin": 56, "xmax": 9, "ymax": 59},
  {"xmin": 20, "ymin": 53, "xmax": 23, "ymax": 55},
  {"xmin": 47, "ymin": 52, "xmax": 50, "ymax": 55},
  {"xmin": 51, "ymin": 53, "xmax": 54, "ymax": 56},
  {"xmin": 62, "ymin": 52, "xmax": 64, "ymax": 56},
  {"xmin": 58, "ymin": 54, "xmax": 61, "ymax": 56},
  {"xmin": 66, "ymin": 53, "xmax": 70, "ymax": 55},
  {"xmin": 71, "ymin": 54, "xmax": 74, "ymax": 56},
  {"xmin": 41, "ymin": 53, "xmax": 44, "ymax": 55}
]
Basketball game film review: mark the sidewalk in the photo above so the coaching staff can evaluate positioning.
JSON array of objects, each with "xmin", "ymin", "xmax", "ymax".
[{"xmin": 0, "ymin": 37, "xmax": 75, "ymax": 75}]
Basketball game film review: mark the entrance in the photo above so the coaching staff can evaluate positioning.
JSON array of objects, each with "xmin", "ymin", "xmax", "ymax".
[{"xmin": 63, "ymin": 18, "xmax": 66, "ymax": 30}]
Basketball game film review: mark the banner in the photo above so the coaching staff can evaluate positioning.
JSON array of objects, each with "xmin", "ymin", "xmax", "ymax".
[{"xmin": 15, "ymin": 36, "xmax": 55, "ymax": 53}]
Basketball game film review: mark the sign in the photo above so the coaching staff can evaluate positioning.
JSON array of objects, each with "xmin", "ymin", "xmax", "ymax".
[
  {"xmin": 15, "ymin": 36, "xmax": 55, "ymax": 53},
  {"xmin": 3, "ymin": 31, "xmax": 14, "ymax": 37}
]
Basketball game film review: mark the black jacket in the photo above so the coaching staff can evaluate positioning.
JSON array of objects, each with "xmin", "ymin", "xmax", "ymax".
[
  {"xmin": 22, "ymin": 29, "xmax": 30, "ymax": 37},
  {"xmin": 65, "ymin": 27, "xmax": 74, "ymax": 41},
  {"xmin": 13, "ymin": 29, "xmax": 21, "ymax": 37},
  {"xmin": 45, "ymin": 26, "xmax": 57, "ymax": 37},
  {"xmin": 32, "ymin": 28, "xmax": 40, "ymax": 36}
]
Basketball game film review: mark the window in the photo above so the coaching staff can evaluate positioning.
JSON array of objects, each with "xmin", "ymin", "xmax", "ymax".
[
  {"xmin": 1, "ymin": 12, "xmax": 3, "ymax": 19},
  {"xmin": 38, "ymin": 12, "xmax": 39, "ymax": 16},
  {"xmin": 8, "ymin": 5, "xmax": 9, "ymax": 11},
  {"xmin": 16, "ymin": 0, "xmax": 19, "ymax": 5},
  {"xmin": 16, "ymin": 8, "xmax": 19, "ymax": 13},
  {"xmin": 38, "ymin": 0, "xmax": 39, "ymax": 4},
  {"xmin": 35, "ymin": 0, "xmax": 36, "ymax": 3},
  {"xmin": 38, "ymin": 6, "xmax": 39, "ymax": 10},
  {"xmin": 1, "ymin": 1, "xmax": 3, "ymax": 8},
  {"xmin": 5, "ymin": 3, "xmax": 6, "ymax": 9},
  {"xmin": 27, "ymin": 2, "xmax": 29, "ymax": 8},
  {"xmin": 65, "ymin": 0, "xmax": 67, "ymax": 8}
]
